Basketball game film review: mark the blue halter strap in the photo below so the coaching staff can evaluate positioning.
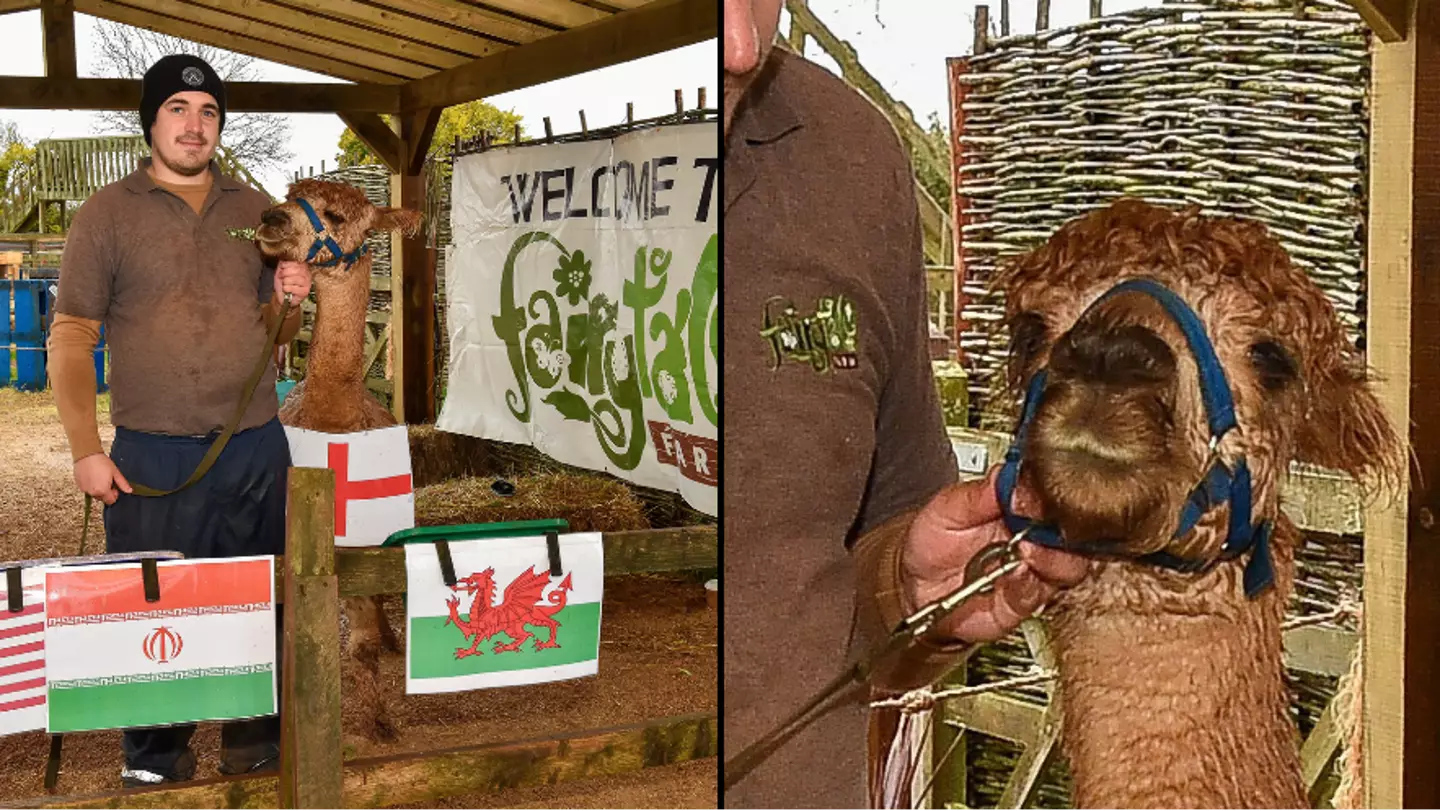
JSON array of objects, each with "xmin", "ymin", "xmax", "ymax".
[
  {"xmin": 296, "ymin": 198, "xmax": 369, "ymax": 269},
  {"xmin": 995, "ymin": 278, "xmax": 1275, "ymax": 598}
]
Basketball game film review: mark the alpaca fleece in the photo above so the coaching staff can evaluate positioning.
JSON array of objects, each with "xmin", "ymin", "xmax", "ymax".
[
  {"xmin": 257, "ymin": 177, "xmax": 422, "ymax": 741},
  {"xmin": 998, "ymin": 199, "xmax": 1402, "ymax": 808}
]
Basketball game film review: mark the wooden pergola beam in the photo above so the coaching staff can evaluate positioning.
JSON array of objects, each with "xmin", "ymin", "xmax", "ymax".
[
  {"xmin": 0, "ymin": 0, "xmax": 39, "ymax": 12},
  {"xmin": 72, "ymin": 0, "xmax": 408, "ymax": 84},
  {"xmin": 1364, "ymin": 0, "xmax": 1440, "ymax": 806},
  {"xmin": 399, "ymin": 0, "xmax": 718, "ymax": 111},
  {"xmin": 39, "ymin": 0, "xmax": 75, "ymax": 80},
  {"xmin": 1346, "ymin": 0, "xmax": 1410, "ymax": 42},
  {"xmin": 0, "ymin": 77, "xmax": 401, "ymax": 112},
  {"xmin": 336, "ymin": 112, "xmax": 402, "ymax": 174}
]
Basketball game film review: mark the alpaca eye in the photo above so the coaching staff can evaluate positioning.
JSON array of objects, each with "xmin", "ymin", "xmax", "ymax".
[
  {"xmin": 1009, "ymin": 312, "xmax": 1049, "ymax": 372},
  {"xmin": 325, "ymin": 210, "xmax": 345, "ymax": 225},
  {"xmin": 1249, "ymin": 340, "xmax": 1297, "ymax": 391}
]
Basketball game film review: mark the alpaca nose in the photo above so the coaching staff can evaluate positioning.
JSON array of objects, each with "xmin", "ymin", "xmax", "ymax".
[
  {"xmin": 261, "ymin": 209, "xmax": 288, "ymax": 228},
  {"xmin": 1049, "ymin": 321, "xmax": 1177, "ymax": 386}
]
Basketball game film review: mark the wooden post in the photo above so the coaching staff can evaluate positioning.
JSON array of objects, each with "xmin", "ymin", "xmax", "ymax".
[
  {"xmin": 279, "ymin": 467, "xmax": 342, "ymax": 809},
  {"xmin": 1000, "ymin": 0, "xmax": 1010, "ymax": 37},
  {"xmin": 39, "ymin": 0, "xmax": 75, "ymax": 81},
  {"xmin": 1364, "ymin": 0, "xmax": 1440, "ymax": 806},
  {"xmin": 698, "ymin": 87, "xmax": 707, "ymax": 108},
  {"xmin": 1089, "ymin": 0, "xmax": 1102, "ymax": 18},
  {"xmin": 543, "ymin": 116, "xmax": 553, "ymax": 141},
  {"xmin": 579, "ymin": 110, "xmax": 588, "ymax": 135},
  {"xmin": 513, "ymin": 122, "xmax": 521, "ymax": 143},
  {"xmin": 973, "ymin": 5, "xmax": 989, "ymax": 55},
  {"xmin": 948, "ymin": 57, "xmax": 972, "ymax": 361},
  {"xmin": 392, "ymin": 106, "xmax": 440, "ymax": 424},
  {"xmin": 1036, "ymin": 0, "xmax": 1050, "ymax": 31}
]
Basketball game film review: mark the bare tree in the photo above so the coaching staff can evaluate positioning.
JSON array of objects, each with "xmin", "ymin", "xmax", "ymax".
[{"xmin": 89, "ymin": 22, "xmax": 294, "ymax": 175}]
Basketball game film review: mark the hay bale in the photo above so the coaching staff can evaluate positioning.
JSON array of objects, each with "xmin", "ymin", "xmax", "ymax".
[
  {"xmin": 414, "ymin": 472, "xmax": 650, "ymax": 533},
  {"xmin": 407, "ymin": 425, "xmax": 715, "ymax": 529},
  {"xmin": 407, "ymin": 425, "xmax": 495, "ymax": 487}
]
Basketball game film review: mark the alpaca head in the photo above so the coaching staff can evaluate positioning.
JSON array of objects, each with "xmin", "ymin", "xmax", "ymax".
[
  {"xmin": 256, "ymin": 178, "xmax": 422, "ymax": 285},
  {"xmin": 998, "ymin": 199, "xmax": 1402, "ymax": 583}
]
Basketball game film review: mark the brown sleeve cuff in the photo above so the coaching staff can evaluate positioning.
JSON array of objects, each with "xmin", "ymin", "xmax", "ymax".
[
  {"xmin": 47, "ymin": 314, "xmax": 104, "ymax": 462},
  {"xmin": 852, "ymin": 509, "xmax": 976, "ymax": 693}
]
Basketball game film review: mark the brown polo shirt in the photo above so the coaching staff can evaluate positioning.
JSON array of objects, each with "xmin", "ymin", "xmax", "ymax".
[
  {"xmin": 54, "ymin": 159, "xmax": 280, "ymax": 439},
  {"xmin": 724, "ymin": 50, "xmax": 961, "ymax": 808}
]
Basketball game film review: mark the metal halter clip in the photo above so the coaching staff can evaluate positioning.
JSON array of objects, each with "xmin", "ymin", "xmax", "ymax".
[{"xmin": 898, "ymin": 529, "xmax": 1028, "ymax": 643}]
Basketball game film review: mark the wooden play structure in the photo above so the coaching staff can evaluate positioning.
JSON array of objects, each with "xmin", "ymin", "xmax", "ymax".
[
  {"xmin": 778, "ymin": 0, "xmax": 1439, "ymax": 807},
  {"xmin": 0, "ymin": 136, "xmax": 265, "ymax": 234}
]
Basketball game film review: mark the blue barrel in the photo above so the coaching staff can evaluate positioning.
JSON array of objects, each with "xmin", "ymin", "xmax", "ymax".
[
  {"xmin": 0, "ymin": 281, "xmax": 11, "ymax": 388},
  {"xmin": 12, "ymin": 280, "xmax": 45, "ymax": 392},
  {"xmin": 95, "ymin": 323, "xmax": 108, "ymax": 394}
]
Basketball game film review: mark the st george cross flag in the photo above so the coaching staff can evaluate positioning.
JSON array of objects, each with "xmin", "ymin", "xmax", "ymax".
[
  {"xmin": 0, "ymin": 567, "xmax": 47, "ymax": 736},
  {"xmin": 284, "ymin": 425, "xmax": 415, "ymax": 547},
  {"xmin": 43, "ymin": 557, "xmax": 277, "ymax": 734},
  {"xmin": 405, "ymin": 533, "xmax": 603, "ymax": 695}
]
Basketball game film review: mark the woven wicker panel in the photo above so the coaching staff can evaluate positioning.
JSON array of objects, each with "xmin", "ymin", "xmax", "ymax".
[{"xmin": 955, "ymin": 0, "xmax": 1369, "ymax": 429}]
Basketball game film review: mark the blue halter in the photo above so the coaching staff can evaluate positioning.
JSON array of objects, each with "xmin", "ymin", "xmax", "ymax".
[
  {"xmin": 995, "ymin": 278, "xmax": 1276, "ymax": 598},
  {"xmin": 296, "ymin": 198, "xmax": 369, "ymax": 269}
]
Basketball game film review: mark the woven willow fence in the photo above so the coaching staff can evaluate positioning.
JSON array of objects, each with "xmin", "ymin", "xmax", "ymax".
[
  {"xmin": 953, "ymin": 0, "xmax": 1369, "ymax": 430},
  {"xmin": 937, "ymin": 0, "xmax": 1371, "ymax": 807}
]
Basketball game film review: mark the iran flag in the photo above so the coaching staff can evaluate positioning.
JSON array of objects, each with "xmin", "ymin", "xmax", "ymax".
[
  {"xmin": 284, "ymin": 425, "xmax": 415, "ymax": 547},
  {"xmin": 405, "ymin": 533, "xmax": 603, "ymax": 695},
  {"xmin": 0, "ymin": 567, "xmax": 47, "ymax": 736},
  {"xmin": 43, "ymin": 557, "xmax": 277, "ymax": 734}
]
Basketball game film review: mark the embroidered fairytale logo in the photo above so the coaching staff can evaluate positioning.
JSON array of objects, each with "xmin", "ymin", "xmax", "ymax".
[
  {"xmin": 181, "ymin": 67, "xmax": 204, "ymax": 87},
  {"xmin": 760, "ymin": 295, "xmax": 859, "ymax": 373}
]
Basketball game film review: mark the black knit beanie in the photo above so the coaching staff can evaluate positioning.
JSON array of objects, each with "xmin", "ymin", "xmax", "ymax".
[{"xmin": 139, "ymin": 54, "xmax": 226, "ymax": 146}]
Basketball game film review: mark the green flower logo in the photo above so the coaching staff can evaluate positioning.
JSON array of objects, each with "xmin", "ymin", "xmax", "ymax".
[{"xmin": 553, "ymin": 250, "xmax": 593, "ymax": 306}]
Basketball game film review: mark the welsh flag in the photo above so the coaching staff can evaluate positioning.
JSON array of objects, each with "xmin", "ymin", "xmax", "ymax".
[
  {"xmin": 405, "ymin": 533, "xmax": 603, "ymax": 695},
  {"xmin": 43, "ymin": 557, "xmax": 277, "ymax": 734},
  {"xmin": 0, "ymin": 567, "xmax": 47, "ymax": 736},
  {"xmin": 284, "ymin": 425, "xmax": 415, "ymax": 547}
]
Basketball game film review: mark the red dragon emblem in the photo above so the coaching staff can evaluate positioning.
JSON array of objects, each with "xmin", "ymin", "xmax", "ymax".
[{"xmin": 443, "ymin": 566, "xmax": 574, "ymax": 659}]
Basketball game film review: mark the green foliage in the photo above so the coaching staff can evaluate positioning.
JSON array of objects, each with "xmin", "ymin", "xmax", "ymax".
[
  {"xmin": 0, "ymin": 121, "xmax": 35, "ymax": 191},
  {"xmin": 912, "ymin": 111, "xmax": 952, "ymax": 211},
  {"xmin": 337, "ymin": 101, "xmax": 525, "ymax": 168}
]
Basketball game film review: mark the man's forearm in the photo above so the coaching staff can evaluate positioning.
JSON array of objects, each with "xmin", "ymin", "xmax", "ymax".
[
  {"xmin": 852, "ymin": 510, "xmax": 976, "ymax": 693},
  {"xmin": 47, "ymin": 314, "xmax": 104, "ymax": 462},
  {"xmin": 262, "ymin": 295, "xmax": 304, "ymax": 346}
]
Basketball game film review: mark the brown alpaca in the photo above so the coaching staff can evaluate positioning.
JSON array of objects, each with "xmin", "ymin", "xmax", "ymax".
[
  {"xmin": 256, "ymin": 178, "xmax": 423, "ymax": 742},
  {"xmin": 996, "ymin": 199, "xmax": 1402, "ymax": 808}
]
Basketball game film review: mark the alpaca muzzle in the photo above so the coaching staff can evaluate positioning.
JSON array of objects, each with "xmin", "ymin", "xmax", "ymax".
[{"xmin": 997, "ymin": 277, "xmax": 1276, "ymax": 598}]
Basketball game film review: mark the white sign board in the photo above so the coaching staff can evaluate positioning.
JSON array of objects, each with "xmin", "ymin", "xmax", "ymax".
[
  {"xmin": 438, "ymin": 122, "xmax": 719, "ymax": 517},
  {"xmin": 284, "ymin": 425, "xmax": 415, "ymax": 547}
]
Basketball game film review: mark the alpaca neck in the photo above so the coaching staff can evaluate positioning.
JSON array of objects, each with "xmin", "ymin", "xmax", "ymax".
[
  {"xmin": 305, "ymin": 255, "xmax": 371, "ymax": 397},
  {"xmin": 1049, "ymin": 554, "xmax": 1304, "ymax": 808}
]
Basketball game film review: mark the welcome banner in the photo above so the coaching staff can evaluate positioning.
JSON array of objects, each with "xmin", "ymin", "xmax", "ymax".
[{"xmin": 438, "ymin": 122, "xmax": 718, "ymax": 517}]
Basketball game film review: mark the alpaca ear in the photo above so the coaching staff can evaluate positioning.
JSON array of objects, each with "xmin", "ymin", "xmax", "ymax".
[
  {"xmin": 1293, "ymin": 358, "xmax": 1405, "ymax": 494},
  {"xmin": 374, "ymin": 207, "xmax": 423, "ymax": 238}
]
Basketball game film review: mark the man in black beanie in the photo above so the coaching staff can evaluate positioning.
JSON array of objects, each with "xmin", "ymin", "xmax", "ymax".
[{"xmin": 48, "ymin": 54, "xmax": 312, "ymax": 788}]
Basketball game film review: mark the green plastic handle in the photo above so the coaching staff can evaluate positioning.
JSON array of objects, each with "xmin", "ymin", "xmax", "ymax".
[{"xmin": 380, "ymin": 519, "xmax": 570, "ymax": 547}]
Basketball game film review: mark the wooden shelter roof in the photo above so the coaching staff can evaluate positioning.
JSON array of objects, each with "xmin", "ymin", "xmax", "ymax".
[{"xmin": 0, "ymin": 0, "xmax": 716, "ymax": 114}]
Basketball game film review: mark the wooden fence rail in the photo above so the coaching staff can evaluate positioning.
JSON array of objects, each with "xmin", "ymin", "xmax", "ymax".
[{"xmin": 18, "ymin": 469, "xmax": 718, "ymax": 809}]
